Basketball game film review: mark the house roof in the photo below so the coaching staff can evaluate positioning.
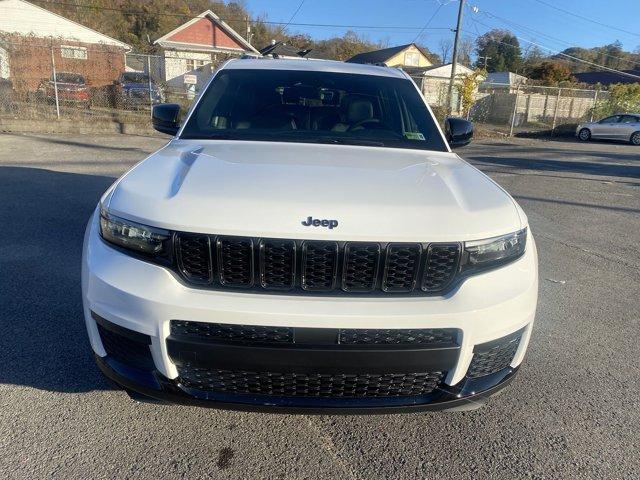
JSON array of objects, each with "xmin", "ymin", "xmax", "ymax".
[
  {"xmin": 0, "ymin": 0, "xmax": 130, "ymax": 49},
  {"xmin": 154, "ymin": 10, "xmax": 258, "ymax": 53},
  {"xmin": 346, "ymin": 43, "xmax": 430, "ymax": 65},
  {"xmin": 573, "ymin": 69, "xmax": 640, "ymax": 86},
  {"xmin": 483, "ymin": 71, "xmax": 528, "ymax": 86}
]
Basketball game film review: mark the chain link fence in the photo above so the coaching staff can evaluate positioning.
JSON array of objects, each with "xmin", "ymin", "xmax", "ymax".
[
  {"xmin": 0, "ymin": 40, "xmax": 616, "ymax": 139},
  {"xmin": 0, "ymin": 39, "xmax": 198, "ymax": 125},
  {"xmin": 468, "ymin": 83, "xmax": 610, "ymax": 136},
  {"xmin": 408, "ymin": 74, "xmax": 610, "ymax": 137}
]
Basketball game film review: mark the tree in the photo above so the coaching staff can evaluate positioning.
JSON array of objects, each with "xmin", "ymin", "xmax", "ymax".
[
  {"xmin": 521, "ymin": 45, "xmax": 545, "ymax": 76},
  {"xmin": 455, "ymin": 69, "xmax": 486, "ymax": 117},
  {"xmin": 594, "ymin": 83, "xmax": 640, "ymax": 118},
  {"xmin": 457, "ymin": 38, "xmax": 473, "ymax": 67},
  {"xmin": 474, "ymin": 29, "xmax": 522, "ymax": 73},
  {"xmin": 529, "ymin": 61, "xmax": 574, "ymax": 86},
  {"xmin": 417, "ymin": 43, "xmax": 442, "ymax": 65},
  {"xmin": 439, "ymin": 38, "xmax": 452, "ymax": 64}
]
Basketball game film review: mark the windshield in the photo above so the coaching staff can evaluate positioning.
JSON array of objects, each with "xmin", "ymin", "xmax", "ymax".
[
  {"xmin": 52, "ymin": 73, "xmax": 85, "ymax": 84},
  {"xmin": 122, "ymin": 73, "xmax": 150, "ymax": 83},
  {"xmin": 180, "ymin": 69, "xmax": 447, "ymax": 151}
]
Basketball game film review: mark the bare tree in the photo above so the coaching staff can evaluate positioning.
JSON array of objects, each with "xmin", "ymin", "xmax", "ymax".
[
  {"xmin": 457, "ymin": 38, "xmax": 473, "ymax": 67},
  {"xmin": 439, "ymin": 38, "xmax": 452, "ymax": 64}
]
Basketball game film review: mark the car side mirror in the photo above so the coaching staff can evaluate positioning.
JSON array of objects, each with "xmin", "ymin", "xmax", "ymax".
[
  {"xmin": 445, "ymin": 117, "xmax": 473, "ymax": 149},
  {"xmin": 152, "ymin": 103, "xmax": 181, "ymax": 136}
]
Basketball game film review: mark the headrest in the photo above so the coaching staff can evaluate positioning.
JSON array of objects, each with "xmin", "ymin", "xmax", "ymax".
[{"xmin": 347, "ymin": 99, "xmax": 374, "ymax": 123}]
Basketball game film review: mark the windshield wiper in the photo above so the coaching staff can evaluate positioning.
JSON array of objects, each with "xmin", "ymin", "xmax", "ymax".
[
  {"xmin": 180, "ymin": 132, "xmax": 388, "ymax": 147},
  {"xmin": 308, "ymin": 136, "xmax": 386, "ymax": 147}
]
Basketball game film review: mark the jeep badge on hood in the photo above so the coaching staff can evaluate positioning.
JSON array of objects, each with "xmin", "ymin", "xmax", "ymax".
[{"xmin": 301, "ymin": 216, "xmax": 339, "ymax": 229}]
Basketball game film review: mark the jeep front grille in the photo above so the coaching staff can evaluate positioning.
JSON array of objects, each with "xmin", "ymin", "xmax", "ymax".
[{"xmin": 175, "ymin": 234, "xmax": 461, "ymax": 296}]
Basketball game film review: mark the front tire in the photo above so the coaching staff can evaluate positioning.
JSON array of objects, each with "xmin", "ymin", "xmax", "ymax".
[
  {"xmin": 578, "ymin": 128, "xmax": 591, "ymax": 141},
  {"xmin": 630, "ymin": 131, "xmax": 640, "ymax": 145}
]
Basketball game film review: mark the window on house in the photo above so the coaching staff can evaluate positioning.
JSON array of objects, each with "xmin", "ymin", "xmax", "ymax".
[
  {"xmin": 404, "ymin": 51, "xmax": 420, "ymax": 66},
  {"xmin": 60, "ymin": 45, "xmax": 87, "ymax": 60},
  {"xmin": 185, "ymin": 59, "xmax": 209, "ymax": 72}
]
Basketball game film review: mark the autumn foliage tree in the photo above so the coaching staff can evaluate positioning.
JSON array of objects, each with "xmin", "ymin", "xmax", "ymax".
[
  {"xmin": 455, "ymin": 69, "xmax": 486, "ymax": 117},
  {"xmin": 529, "ymin": 61, "xmax": 574, "ymax": 86}
]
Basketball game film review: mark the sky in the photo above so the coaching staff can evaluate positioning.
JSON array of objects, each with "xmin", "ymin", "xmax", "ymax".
[{"xmin": 243, "ymin": 0, "xmax": 640, "ymax": 59}]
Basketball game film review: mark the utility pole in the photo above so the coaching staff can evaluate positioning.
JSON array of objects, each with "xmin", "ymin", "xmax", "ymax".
[
  {"xmin": 446, "ymin": 0, "xmax": 465, "ymax": 115},
  {"xmin": 50, "ymin": 41, "xmax": 60, "ymax": 119},
  {"xmin": 478, "ymin": 55, "xmax": 491, "ymax": 70},
  {"xmin": 245, "ymin": 16, "xmax": 252, "ymax": 44}
]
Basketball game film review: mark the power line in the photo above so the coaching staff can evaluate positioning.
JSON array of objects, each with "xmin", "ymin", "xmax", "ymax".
[
  {"xmin": 279, "ymin": 0, "xmax": 306, "ymax": 34},
  {"xmin": 531, "ymin": 0, "xmax": 640, "ymax": 40},
  {"xmin": 467, "ymin": 17, "xmax": 640, "ymax": 80},
  {"xmin": 473, "ymin": 7, "xmax": 640, "ymax": 68},
  {"xmin": 26, "ymin": 0, "xmax": 451, "ymax": 31},
  {"xmin": 412, "ymin": 2, "xmax": 446, "ymax": 43}
]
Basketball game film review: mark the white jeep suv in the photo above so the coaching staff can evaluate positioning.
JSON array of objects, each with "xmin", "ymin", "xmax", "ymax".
[{"xmin": 82, "ymin": 58, "xmax": 538, "ymax": 413}]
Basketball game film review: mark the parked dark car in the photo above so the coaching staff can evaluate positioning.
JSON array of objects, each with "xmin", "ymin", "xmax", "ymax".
[
  {"xmin": 113, "ymin": 72, "xmax": 164, "ymax": 108},
  {"xmin": 38, "ymin": 72, "xmax": 91, "ymax": 108}
]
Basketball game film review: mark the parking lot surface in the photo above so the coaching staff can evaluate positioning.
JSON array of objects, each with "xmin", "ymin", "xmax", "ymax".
[{"xmin": 0, "ymin": 133, "xmax": 638, "ymax": 479}]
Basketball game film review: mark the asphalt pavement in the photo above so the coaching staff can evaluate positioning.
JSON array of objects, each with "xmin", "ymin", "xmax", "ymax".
[{"xmin": 0, "ymin": 133, "xmax": 638, "ymax": 479}]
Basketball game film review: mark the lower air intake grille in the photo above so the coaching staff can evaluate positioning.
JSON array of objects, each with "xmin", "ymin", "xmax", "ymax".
[
  {"xmin": 339, "ymin": 328, "xmax": 458, "ymax": 346},
  {"xmin": 467, "ymin": 331, "xmax": 522, "ymax": 378},
  {"xmin": 178, "ymin": 366, "xmax": 445, "ymax": 397},
  {"xmin": 171, "ymin": 320, "xmax": 293, "ymax": 345},
  {"xmin": 170, "ymin": 320, "xmax": 459, "ymax": 348},
  {"xmin": 97, "ymin": 324, "xmax": 154, "ymax": 370}
]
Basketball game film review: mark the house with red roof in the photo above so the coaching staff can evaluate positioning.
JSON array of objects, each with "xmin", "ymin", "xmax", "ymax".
[{"xmin": 154, "ymin": 10, "xmax": 258, "ymax": 91}]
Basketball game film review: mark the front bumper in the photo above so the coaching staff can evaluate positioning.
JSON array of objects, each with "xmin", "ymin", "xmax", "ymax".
[{"xmin": 82, "ymin": 210, "xmax": 538, "ymax": 412}]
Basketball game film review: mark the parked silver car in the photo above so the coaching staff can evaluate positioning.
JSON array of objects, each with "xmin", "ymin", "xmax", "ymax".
[{"xmin": 576, "ymin": 114, "xmax": 640, "ymax": 145}]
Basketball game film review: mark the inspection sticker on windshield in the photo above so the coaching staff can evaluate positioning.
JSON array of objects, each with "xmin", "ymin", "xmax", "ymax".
[{"xmin": 404, "ymin": 132, "xmax": 425, "ymax": 140}]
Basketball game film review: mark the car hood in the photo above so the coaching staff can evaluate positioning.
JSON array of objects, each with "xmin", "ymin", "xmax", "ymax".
[{"xmin": 105, "ymin": 140, "xmax": 523, "ymax": 242}]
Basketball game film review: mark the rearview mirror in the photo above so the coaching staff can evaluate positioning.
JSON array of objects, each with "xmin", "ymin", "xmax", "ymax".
[
  {"xmin": 444, "ymin": 117, "xmax": 473, "ymax": 149},
  {"xmin": 152, "ymin": 103, "xmax": 181, "ymax": 136}
]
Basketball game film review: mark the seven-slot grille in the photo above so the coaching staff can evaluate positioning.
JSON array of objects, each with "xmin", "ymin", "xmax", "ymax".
[{"xmin": 175, "ymin": 234, "xmax": 461, "ymax": 296}]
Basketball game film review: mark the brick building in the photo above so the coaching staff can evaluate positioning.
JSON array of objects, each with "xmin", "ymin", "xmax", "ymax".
[
  {"xmin": 0, "ymin": 0, "xmax": 130, "ymax": 92},
  {"xmin": 154, "ymin": 10, "xmax": 259, "ymax": 91}
]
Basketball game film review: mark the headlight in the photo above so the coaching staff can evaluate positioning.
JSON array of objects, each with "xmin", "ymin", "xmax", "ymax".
[
  {"xmin": 462, "ymin": 228, "xmax": 527, "ymax": 271},
  {"xmin": 100, "ymin": 209, "xmax": 171, "ymax": 256}
]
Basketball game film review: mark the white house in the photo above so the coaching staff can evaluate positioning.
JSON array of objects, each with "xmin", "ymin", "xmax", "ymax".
[
  {"xmin": 0, "ymin": 0, "xmax": 131, "ymax": 90},
  {"xmin": 405, "ymin": 63, "xmax": 477, "ymax": 108},
  {"xmin": 480, "ymin": 71, "xmax": 528, "ymax": 92},
  {"xmin": 153, "ymin": 10, "xmax": 258, "ymax": 91}
]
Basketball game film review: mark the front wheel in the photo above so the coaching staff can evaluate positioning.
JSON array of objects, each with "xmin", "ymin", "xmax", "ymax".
[
  {"xmin": 630, "ymin": 131, "xmax": 640, "ymax": 145},
  {"xmin": 578, "ymin": 128, "xmax": 591, "ymax": 141}
]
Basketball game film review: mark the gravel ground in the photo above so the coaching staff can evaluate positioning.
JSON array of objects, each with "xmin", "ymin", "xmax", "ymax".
[{"xmin": 0, "ymin": 133, "xmax": 638, "ymax": 479}]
